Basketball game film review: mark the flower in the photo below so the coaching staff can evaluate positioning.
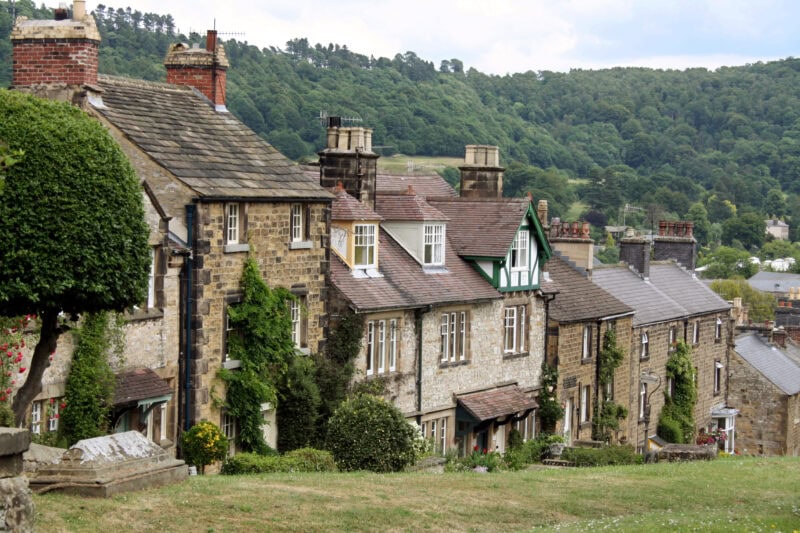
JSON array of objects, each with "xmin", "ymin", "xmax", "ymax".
[
  {"xmin": 60, "ymin": 402, "xmax": 66, "ymax": 409},
  {"xmin": 473, "ymin": 445, "xmax": 479, "ymax": 452},
  {"xmin": 482, "ymin": 448, "xmax": 487, "ymax": 454},
  {"xmin": 18, "ymin": 367, "xmax": 26, "ymax": 373},
  {"xmin": 50, "ymin": 397, "xmax": 55, "ymax": 404}
]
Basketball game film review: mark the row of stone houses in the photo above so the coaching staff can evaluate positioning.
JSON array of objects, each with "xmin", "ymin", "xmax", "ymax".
[{"xmin": 9, "ymin": 3, "xmax": 782, "ymax": 458}]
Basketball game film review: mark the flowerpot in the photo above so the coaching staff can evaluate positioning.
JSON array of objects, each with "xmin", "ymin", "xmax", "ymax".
[{"xmin": 549, "ymin": 443, "xmax": 565, "ymax": 458}]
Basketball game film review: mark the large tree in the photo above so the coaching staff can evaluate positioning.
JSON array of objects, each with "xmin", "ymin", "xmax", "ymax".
[{"xmin": 0, "ymin": 90, "xmax": 150, "ymax": 425}]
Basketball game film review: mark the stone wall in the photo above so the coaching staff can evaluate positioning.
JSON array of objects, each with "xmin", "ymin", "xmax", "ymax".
[
  {"xmin": 729, "ymin": 350, "xmax": 791, "ymax": 455},
  {"xmin": 0, "ymin": 428, "xmax": 33, "ymax": 532},
  {"xmin": 189, "ymin": 200, "xmax": 330, "ymax": 426}
]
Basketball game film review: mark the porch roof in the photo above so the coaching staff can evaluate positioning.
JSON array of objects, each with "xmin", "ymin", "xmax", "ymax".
[
  {"xmin": 114, "ymin": 368, "xmax": 172, "ymax": 407},
  {"xmin": 457, "ymin": 385, "xmax": 537, "ymax": 423}
]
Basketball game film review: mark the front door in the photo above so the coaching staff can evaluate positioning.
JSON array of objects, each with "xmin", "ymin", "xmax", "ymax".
[{"xmin": 562, "ymin": 398, "xmax": 573, "ymax": 444}]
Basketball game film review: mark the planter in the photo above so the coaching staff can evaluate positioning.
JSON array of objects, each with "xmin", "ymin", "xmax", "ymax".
[{"xmin": 549, "ymin": 443, "xmax": 566, "ymax": 458}]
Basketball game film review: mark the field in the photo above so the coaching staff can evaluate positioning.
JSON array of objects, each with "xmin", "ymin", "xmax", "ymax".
[
  {"xmin": 32, "ymin": 457, "xmax": 800, "ymax": 532},
  {"xmin": 377, "ymin": 155, "xmax": 463, "ymax": 174}
]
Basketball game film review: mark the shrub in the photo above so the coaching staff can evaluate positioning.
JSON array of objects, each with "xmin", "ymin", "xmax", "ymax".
[
  {"xmin": 181, "ymin": 420, "xmax": 229, "ymax": 474},
  {"xmin": 657, "ymin": 414, "xmax": 684, "ymax": 443},
  {"xmin": 221, "ymin": 449, "xmax": 336, "ymax": 474},
  {"xmin": 326, "ymin": 394, "xmax": 416, "ymax": 472},
  {"xmin": 518, "ymin": 435, "xmax": 553, "ymax": 463},
  {"xmin": 277, "ymin": 355, "xmax": 321, "ymax": 452},
  {"xmin": 507, "ymin": 428, "xmax": 523, "ymax": 451},
  {"xmin": 561, "ymin": 445, "xmax": 643, "ymax": 467}
]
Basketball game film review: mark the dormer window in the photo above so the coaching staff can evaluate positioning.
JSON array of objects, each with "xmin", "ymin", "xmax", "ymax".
[
  {"xmin": 354, "ymin": 224, "xmax": 376, "ymax": 268},
  {"xmin": 424, "ymin": 224, "xmax": 445, "ymax": 266},
  {"xmin": 511, "ymin": 230, "xmax": 529, "ymax": 271}
]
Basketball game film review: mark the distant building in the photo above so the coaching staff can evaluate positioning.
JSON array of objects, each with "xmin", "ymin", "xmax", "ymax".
[
  {"xmin": 766, "ymin": 219, "xmax": 789, "ymax": 241},
  {"xmin": 748, "ymin": 271, "xmax": 800, "ymax": 297}
]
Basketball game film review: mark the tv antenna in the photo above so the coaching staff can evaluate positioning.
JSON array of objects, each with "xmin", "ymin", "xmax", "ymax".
[{"xmin": 318, "ymin": 110, "xmax": 363, "ymax": 128}]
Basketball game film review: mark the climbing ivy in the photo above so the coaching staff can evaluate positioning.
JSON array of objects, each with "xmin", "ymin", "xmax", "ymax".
[
  {"xmin": 657, "ymin": 340, "xmax": 697, "ymax": 443},
  {"xmin": 593, "ymin": 329, "xmax": 628, "ymax": 441},
  {"xmin": 60, "ymin": 312, "xmax": 121, "ymax": 446},
  {"xmin": 538, "ymin": 362, "xmax": 563, "ymax": 433},
  {"xmin": 219, "ymin": 257, "xmax": 294, "ymax": 455}
]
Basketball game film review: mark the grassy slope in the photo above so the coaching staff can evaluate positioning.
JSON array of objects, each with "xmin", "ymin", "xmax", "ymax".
[{"xmin": 33, "ymin": 457, "xmax": 800, "ymax": 532}]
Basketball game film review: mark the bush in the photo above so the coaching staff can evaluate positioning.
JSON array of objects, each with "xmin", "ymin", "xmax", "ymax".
[
  {"xmin": 181, "ymin": 421, "xmax": 229, "ymax": 474},
  {"xmin": 277, "ymin": 355, "xmax": 321, "ymax": 452},
  {"xmin": 221, "ymin": 449, "xmax": 336, "ymax": 474},
  {"xmin": 657, "ymin": 414, "xmax": 684, "ymax": 443},
  {"xmin": 507, "ymin": 429, "xmax": 523, "ymax": 451},
  {"xmin": 561, "ymin": 445, "xmax": 643, "ymax": 467},
  {"xmin": 461, "ymin": 446, "xmax": 502, "ymax": 472},
  {"xmin": 326, "ymin": 394, "xmax": 416, "ymax": 472}
]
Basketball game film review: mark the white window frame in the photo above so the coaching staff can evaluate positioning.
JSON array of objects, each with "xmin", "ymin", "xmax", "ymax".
[
  {"xmin": 423, "ymin": 224, "xmax": 445, "ymax": 266},
  {"xmin": 580, "ymin": 385, "xmax": 590, "ymax": 423},
  {"xmin": 511, "ymin": 229, "xmax": 529, "ymax": 271},
  {"xmin": 221, "ymin": 412, "xmax": 237, "ymax": 457},
  {"xmin": 226, "ymin": 203, "xmax": 240, "ymax": 245},
  {"xmin": 440, "ymin": 417, "xmax": 447, "ymax": 454},
  {"xmin": 31, "ymin": 401, "xmax": 41, "ymax": 435},
  {"xmin": 504, "ymin": 307, "xmax": 517, "ymax": 353},
  {"xmin": 430, "ymin": 419, "xmax": 437, "ymax": 452},
  {"xmin": 714, "ymin": 360, "xmax": 723, "ymax": 394},
  {"xmin": 354, "ymin": 224, "xmax": 377, "ymax": 268},
  {"xmin": 693, "ymin": 321, "xmax": 700, "ymax": 345},
  {"xmin": 640, "ymin": 332, "xmax": 649, "ymax": 359},
  {"xmin": 639, "ymin": 383, "xmax": 647, "ymax": 419},
  {"xmin": 160, "ymin": 402, "xmax": 167, "ymax": 443},
  {"xmin": 459, "ymin": 312, "xmax": 467, "ymax": 360},
  {"xmin": 147, "ymin": 247, "xmax": 156, "ymax": 309},
  {"xmin": 48, "ymin": 401, "xmax": 59, "ymax": 432},
  {"xmin": 715, "ymin": 318, "xmax": 722, "ymax": 341},
  {"xmin": 388, "ymin": 319, "xmax": 398, "ymax": 372},
  {"xmin": 582, "ymin": 325, "xmax": 592, "ymax": 360},
  {"xmin": 290, "ymin": 299, "xmax": 301, "ymax": 348},
  {"xmin": 291, "ymin": 204, "xmax": 303, "ymax": 243},
  {"xmin": 377, "ymin": 320, "xmax": 386, "ymax": 374},
  {"xmin": 668, "ymin": 325, "xmax": 676, "ymax": 349},
  {"xmin": 441, "ymin": 311, "xmax": 468, "ymax": 362},
  {"xmin": 366, "ymin": 321, "xmax": 375, "ymax": 375}
]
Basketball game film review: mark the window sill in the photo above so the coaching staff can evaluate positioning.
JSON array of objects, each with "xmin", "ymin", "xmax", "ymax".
[
  {"xmin": 422, "ymin": 265, "xmax": 448, "ymax": 274},
  {"xmin": 579, "ymin": 421, "xmax": 592, "ymax": 429},
  {"xmin": 439, "ymin": 359, "xmax": 469, "ymax": 369},
  {"xmin": 289, "ymin": 240, "xmax": 312, "ymax": 250},
  {"xmin": 222, "ymin": 359, "xmax": 242, "ymax": 370},
  {"xmin": 715, "ymin": 338, "xmax": 722, "ymax": 344},
  {"xmin": 581, "ymin": 357, "xmax": 592, "ymax": 365},
  {"xmin": 224, "ymin": 243, "xmax": 250, "ymax": 254},
  {"xmin": 503, "ymin": 351, "xmax": 529, "ymax": 361},
  {"xmin": 295, "ymin": 347, "xmax": 311, "ymax": 356},
  {"xmin": 640, "ymin": 355, "xmax": 650, "ymax": 362},
  {"xmin": 125, "ymin": 308, "xmax": 164, "ymax": 322}
]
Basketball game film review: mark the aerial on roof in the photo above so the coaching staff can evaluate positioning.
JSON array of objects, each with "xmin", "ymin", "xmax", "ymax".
[
  {"xmin": 592, "ymin": 261, "xmax": 729, "ymax": 327},
  {"xmin": 734, "ymin": 332, "xmax": 800, "ymax": 395},
  {"xmin": 93, "ymin": 75, "xmax": 332, "ymax": 201},
  {"xmin": 546, "ymin": 254, "xmax": 633, "ymax": 323}
]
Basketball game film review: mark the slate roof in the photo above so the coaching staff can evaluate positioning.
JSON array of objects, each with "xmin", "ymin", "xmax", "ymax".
[
  {"xmin": 330, "ymin": 228, "xmax": 501, "ymax": 312},
  {"xmin": 546, "ymin": 254, "xmax": 633, "ymax": 323},
  {"xmin": 376, "ymin": 191, "xmax": 449, "ymax": 221},
  {"xmin": 114, "ymin": 368, "xmax": 173, "ymax": 406},
  {"xmin": 376, "ymin": 173, "xmax": 458, "ymax": 198},
  {"xmin": 592, "ymin": 261, "xmax": 729, "ymax": 327},
  {"xmin": 427, "ymin": 197, "xmax": 531, "ymax": 258},
  {"xmin": 748, "ymin": 271, "xmax": 800, "ymax": 294},
  {"xmin": 457, "ymin": 385, "xmax": 537, "ymax": 422},
  {"xmin": 331, "ymin": 188, "xmax": 382, "ymax": 221},
  {"xmin": 94, "ymin": 75, "xmax": 332, "ymax": 201},
  {"xmin": 734, "ymin": 332, "xmax": 800, "ymax": 395}
]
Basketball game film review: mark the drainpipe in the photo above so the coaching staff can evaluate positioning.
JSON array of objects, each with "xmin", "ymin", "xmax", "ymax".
[
  {"xmin": 183, "ymin": 204, "xmax": 196, "ymax": 431},
  {"xmin": 594, "ymin": 319, "xmax": 602, "ymax": 440}
]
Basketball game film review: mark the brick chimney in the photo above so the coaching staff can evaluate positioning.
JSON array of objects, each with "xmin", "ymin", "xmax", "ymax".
[
  {"xmin": 459, "ymin": 145, "xmax": 504, "ymax": 198},
  {"xmin": 164, "ymin": 30, "xmax": 229, "ymax": 110},
  {"xmin": 548, "ymin": 217, "xmax": 595, "ymax": 274},
  {"xmin": 10, "ymin": 0, "xmax": 101, "ymax": 101},
  {"xmin": 653, "ymin": 220, "xmax": 696, "ymax": 270},
  {"xmin": 318, "ymin": 116, "xmax": 379, "ymax": 210},
  {"xmin": 619, "ymin": 231, "xmax": 650, "ymax": 279}
]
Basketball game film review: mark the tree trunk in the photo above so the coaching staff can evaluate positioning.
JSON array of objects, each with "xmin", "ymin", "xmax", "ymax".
[{"xmin": 12, "ymin": 308, "xmax": 60, "ymax": 426}]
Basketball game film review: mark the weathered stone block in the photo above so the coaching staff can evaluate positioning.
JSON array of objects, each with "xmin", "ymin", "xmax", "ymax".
[
  {"xmin": 0, "ymin": 429, "xmax": 30, "ymax": 460},
  {"xmin": 0, "ymin": 477, "xmax": 33, "ymax": 532}
]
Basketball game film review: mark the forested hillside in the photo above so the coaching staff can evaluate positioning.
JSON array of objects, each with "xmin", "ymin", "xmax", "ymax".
[{"xmin": 3, "ymin": 2, "xmax": 800, "ymax": 249}]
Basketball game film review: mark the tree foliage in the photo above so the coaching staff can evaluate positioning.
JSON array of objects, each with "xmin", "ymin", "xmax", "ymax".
[
  {"xmin": 538, "ymin": 362, "xmax": 563, "ymax": 433},
  {"xmin": 0, "ymin": 90, "xmax": 150, "ymax": 424},
  {"xmin": 276, "ymin": 354, "xmax": 321, "ymax": 452},
  {"xmin": 657, "ymin": 341, "xmax": 697, "ymax": 444},
  {"xmin": 593, "ymin": 329, "xmax": 627, "ymax": 441},
  {"xmin": 709, "ymin": 278, "xmax": 775, "ymax": 322},
  {"xmin": 220, "ymin": 257, "xmax": 294, "ymax": 455}
]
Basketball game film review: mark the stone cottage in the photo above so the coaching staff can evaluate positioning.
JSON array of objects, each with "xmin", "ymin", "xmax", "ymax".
[{"xmin": 9, "ymin": 3, "xmax": 333, "ymax": 453}]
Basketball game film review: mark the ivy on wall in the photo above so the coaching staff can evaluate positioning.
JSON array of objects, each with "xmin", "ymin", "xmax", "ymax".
[
  {"xmin": 219, "ymin": 257, "xmax": 294, "ymax": 455},
  {"xmin": 657, "ymin": 340, "xmax": 697, "ymax": 443},
  {"xmin": 593, "ymin": 328, "xmax": 628, "ymax": 441},
  {"xmin": 538, "ymin": 362, "xmax": 563, "ymax": 433}
]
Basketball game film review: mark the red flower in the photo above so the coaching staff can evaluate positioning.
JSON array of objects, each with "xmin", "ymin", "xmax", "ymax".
[
  {"xmin": 54, "ymin": 414, "xmax": 59, "ymax": 419},
  {"xmin": 49, "ymin": 397, "xmax": 55, "ymax": 404},
  {"xmin": 60, "ymin": 402, "xmax": 66, "ymax": 409},
  {"xmin": 0, "ymin": 396, "xmax": 5, "ymax": 402},
  {"xmin": 4, "ymin": 388, "xmax": 10, "ymax": 394},
  {"xmin": 482, "ymin": 448, "xmax": 487, "ymax": 454},
  {"xmin": 18, "ymin": 367, "xmax": 26, "ymax": 373},
  {"xmin": 5, "ymin": 351, "xmax": 11, "ymax": 358},
  {"xmin": 473, "ymin": 445, "xmax": 479, "ymax": 452}
]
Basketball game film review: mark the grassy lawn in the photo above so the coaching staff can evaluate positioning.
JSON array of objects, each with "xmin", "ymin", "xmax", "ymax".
[
  {"xmin": 32, "ymin": 457, "xmax": 800, "ymax": 532},
  {"xmin": 377, "ymin": 155, "xmax": 463, "ymax": 174}
]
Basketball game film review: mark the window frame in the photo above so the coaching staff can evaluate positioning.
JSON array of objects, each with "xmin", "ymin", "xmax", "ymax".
[
  {"xmin": 31, "ymin": 401, "xmax": 42, "ymax": 435},
  {"xmin": 290, "ymin": 297, "xmax": 308, "ymax": 351},
  {"xmin": 221, "ymin": 411, "xmax": 238, "ymax": 457},
  {"xmin": 291, "ymin": 204, "xmax": 303, "ymax": 243},
  {"xmin": 223, "ymin": 300, "xmax": 243, "ymax": 370},
  {"xmin": 354, "ymin": 224, "xmax": 377, "ymax": 268},
  {"xmin": 48, "ymin": 400, "xmax": 59, "ymax": 432},
  {"xmin": 640, "ymin": 332, "xmax": 649, "ymax": 360},
  {"xmin": 510, "ymin": 229, "xmax": 529, "ymax": 271},
  {"xmin": 226, "ymin": 203, "xmax": 240, "ymax": 245},
  {"xmin": 692, "ymin": 320, "xmax": 700, "ymax": 345},
  {"xmin": 440, "ymin": 310, "xmax": 469, "ymax": 363},
  {"xmin": 423, "ymin": 223, "xmax": 445, "ymax": 266},
  {"xmin": 715, "ymin": 318, "xmax": 723, "ymax": 342},
  {"xmin": 580, "ymin": 384, "xmax": 590, "ymax": 424},
  {"xmin": 714, "ymin": 360, "xmax": 723, "ymax": 395},
  {"xmin": 582, "ymin": 324, "xmax": 593, "ymax": 360},
  {"xmin": 366, "ymin": 318, "xmax": 400, "ymax": 375},
  {"xmin": 639, "ymin": 382, "xmax": 647, "ymax": 420}
]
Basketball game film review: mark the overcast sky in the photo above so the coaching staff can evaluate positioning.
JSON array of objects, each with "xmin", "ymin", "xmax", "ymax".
[{"xmin": 87, "ymin": 1, "xmax": 799, "ymax": 74}]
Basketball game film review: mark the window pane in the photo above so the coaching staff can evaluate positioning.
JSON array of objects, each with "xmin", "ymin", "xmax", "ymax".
[
  {"xmin": 354, "ymin": 225, "xmax": 376, "ymax": 267},
  {"xmin": 377, "ymin": 321, "xmax": 386, "ymax": 373},
  {"xmin": 227, "ymin": 204, "xmax": 239, "ymax": 244},
  {"xmin": 291, "ymin": 204, "xmax": 303, "ymax": 242},
  {"xmin": 389, "ymin": 319, "xmax": 397, "ymax": 371},
  {"xmin": 366, "ymin": 321, "xmax": 374, "ymax": 374}
]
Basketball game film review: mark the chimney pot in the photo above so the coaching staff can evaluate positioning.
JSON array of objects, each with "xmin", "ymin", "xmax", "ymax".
[{"xmin": 206, "ymin": 30, "xmax": 217, "ymax": 53}]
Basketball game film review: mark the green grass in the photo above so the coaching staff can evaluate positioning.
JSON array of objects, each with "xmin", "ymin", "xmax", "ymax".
[
  {"xmin": 32, "ymin": 457, "xmax": 800, "ymax": 532},
  {"xmin": 377, "ymin": 154, "xmax": 463, "ymax": 174}
]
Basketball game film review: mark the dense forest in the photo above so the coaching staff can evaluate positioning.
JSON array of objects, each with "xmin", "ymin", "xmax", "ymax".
[{"xmin": 3, "ymin": 2, "xmax": 800, "ymax": 256}]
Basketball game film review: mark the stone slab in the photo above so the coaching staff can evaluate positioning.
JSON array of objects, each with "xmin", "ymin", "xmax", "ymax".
[
  {"xmin": 0, "ymin": 477, "xmax": 33, "ymax": 533},
  {"xmin": 0, "ymin": 429, "xmax": 30, "ymax": 458}
]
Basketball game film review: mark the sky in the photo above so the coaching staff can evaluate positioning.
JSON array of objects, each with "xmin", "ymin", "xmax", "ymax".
[{"xmin": 86, "ymin": 1, "xmax": 800, "ymax": 75}]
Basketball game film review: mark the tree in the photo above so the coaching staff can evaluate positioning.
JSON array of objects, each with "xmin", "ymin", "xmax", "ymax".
[
  {"xmin": 710, "ymin": 279, "xmax": 775, "ymax": 322},
  {"xmin": 0, "ymin": 90, "xmax": 150, "ymax": 424},
  {"xmin": 721, "ymin": 213, "xmax": 765, "ymax": 250},
  {"xmin": 697, "ymin": 246, "xmax": 757, "ymax": 279}
]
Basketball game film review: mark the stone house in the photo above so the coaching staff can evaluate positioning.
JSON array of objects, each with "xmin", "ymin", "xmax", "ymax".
[
  {"xmin": 765, "ymin": 219, "xmax": 789, "ymax": 241},
  {"xmin": 591, "ymin": 225, "xmax": 733, "ymax": 451},
  {"xmin": 10, "ymin": 4, "xmax": 333, "ymax": 453},
  {"xmin": 542, "ymin": 253, "xmax": 634, "ymax": 444},
  {"xmin": 324, "ymin": 140, "xmax": 551, "ymax": 454},
  {"xmin": 730, "ymin": 330, "xmax": 800, "ymax": 456}
]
